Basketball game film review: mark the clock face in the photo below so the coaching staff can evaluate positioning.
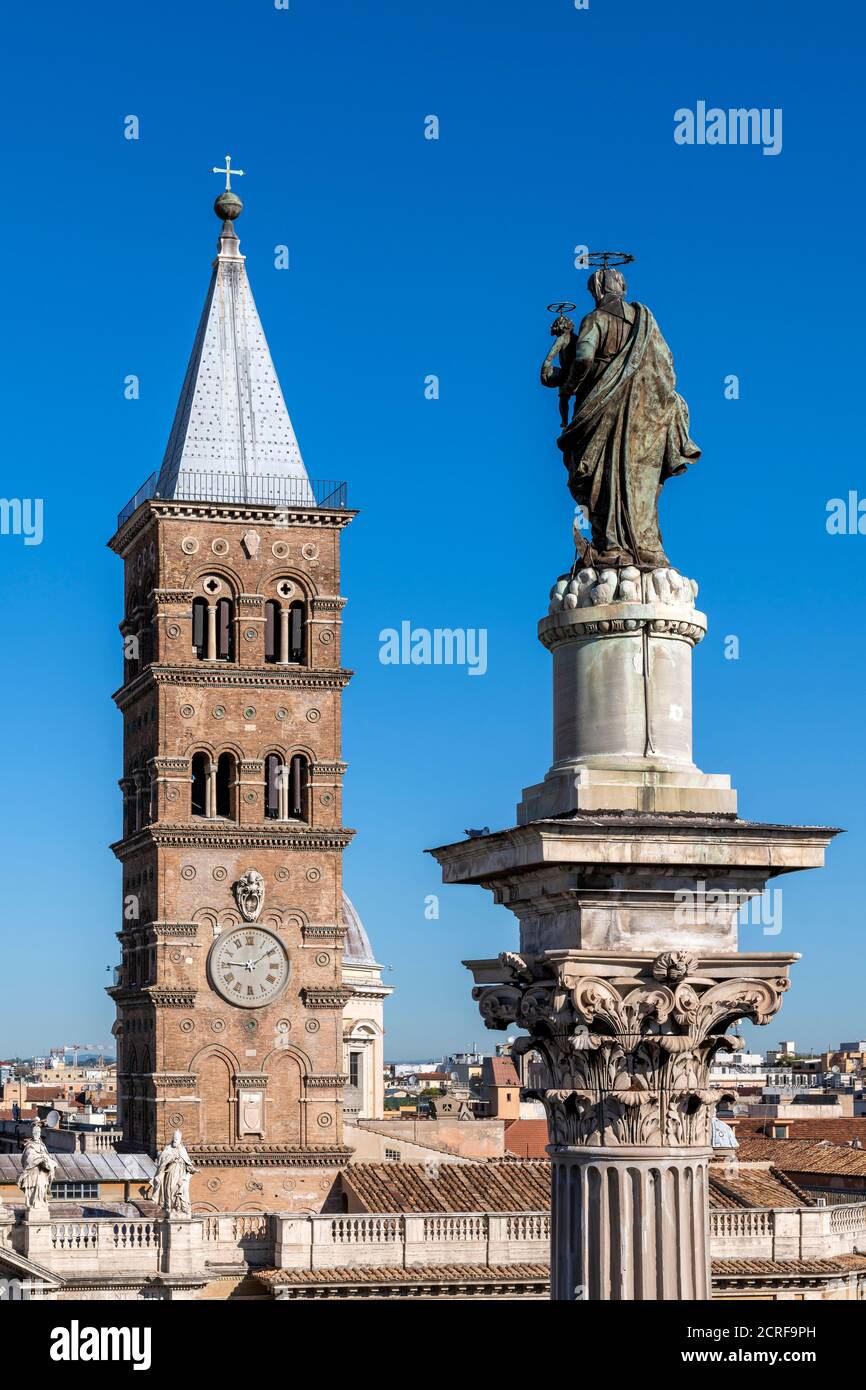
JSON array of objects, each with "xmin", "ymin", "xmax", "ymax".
[{"xmin": 208, "ymin": 927, "xmax": 290, "ymax": 1008}]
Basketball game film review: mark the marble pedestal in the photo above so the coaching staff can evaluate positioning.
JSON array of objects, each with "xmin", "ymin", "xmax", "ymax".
[{"xmin": 518, "ymin": 567, "xmax": 736, "ymax": 821}]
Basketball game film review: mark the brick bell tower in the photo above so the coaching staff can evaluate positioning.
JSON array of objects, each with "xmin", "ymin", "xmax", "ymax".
[{"xmin": 107, "ymin": 172, "xmax": 355, "ymax": 1212}]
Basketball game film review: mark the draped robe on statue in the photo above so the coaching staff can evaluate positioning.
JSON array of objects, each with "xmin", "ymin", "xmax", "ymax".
[{"xmin": 556, "ymin": 303, "xmax": 700, "ymax": 568}]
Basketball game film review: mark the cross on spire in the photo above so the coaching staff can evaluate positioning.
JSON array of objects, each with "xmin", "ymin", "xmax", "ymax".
[{"xmin": 211, "ymin": 154, "xmax": 246, "ymax": 191}]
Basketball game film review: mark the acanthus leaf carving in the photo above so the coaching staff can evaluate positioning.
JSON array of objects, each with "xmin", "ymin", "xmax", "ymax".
[{"xmin": 472, "ymin": 956, "xmax": 792, "ymax": 1149}]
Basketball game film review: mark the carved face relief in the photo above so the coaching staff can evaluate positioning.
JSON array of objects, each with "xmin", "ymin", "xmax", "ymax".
[{"xmin": 234, "ymin": 868, "xmax": 265, "ymax": 922}]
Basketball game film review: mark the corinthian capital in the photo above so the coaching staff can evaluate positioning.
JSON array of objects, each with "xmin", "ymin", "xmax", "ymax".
[{"xmin": 470, "ymin": 949, "xmax": 794, "ymax": 1149}]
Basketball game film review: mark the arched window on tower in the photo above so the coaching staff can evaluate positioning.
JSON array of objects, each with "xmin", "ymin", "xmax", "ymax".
[
  {"xmin": 139, "ymin": 604, "xmax": 153, "ymax": 667},
  {"xmin": 216, "ymin": 598, "xmax": 234, "ymax": 661},
  {"xmin": 264, "ymin": 753, "xmax": 284, "ymax": 819},
  {"xmin": 191, "ymin": 752, "xmax": 210, "ymax": 817},
  {"xmin": 264, "ymin": 601, "xmax": 280, "ymax": 664},
  {"xmin": 288, "ymin": 602, "xmax": 305, "ymax": 663},
  {"xmin": 125, "ymin": 589, "xmax": 141, "ymax": 682},
  {"xmin": 215, "ymin": 752, "xmax": 236, "ymax": 819},
  {"xmin": 288, "ymin": 754, "xmax": 309, "ymax": 821},
  {"xmin": 192, "ymin": 598, "xmax": 208, "ymax": 660},
  {"xmin": 265, "ymin": 592, "xmax": 308, "ymax": 665}
]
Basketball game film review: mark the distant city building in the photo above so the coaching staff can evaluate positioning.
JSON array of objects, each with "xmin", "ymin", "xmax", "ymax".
[
  {"xmin": 341, "ymin": 894, "xmax": 393, "ymax": 1122},
  {"xmin": 479, "ymin": 1055, "xmax": 521, "ymax": 1120}
]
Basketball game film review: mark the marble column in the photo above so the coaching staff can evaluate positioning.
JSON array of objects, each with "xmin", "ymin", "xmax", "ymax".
[
  {"xmin": 206, "ymin": 603, "xmax": 217, "ymax": 661},
  {"xmin": 429, "ymin": 562, "xmax": 838, "ymax": 1302},
  {"xmin": 551, "ymin": 1148, "xmax": 710, "ymax": 1301},
  {"xmin": 464, "ymin": 945, "xmax": 799, "ymax": 1300}
]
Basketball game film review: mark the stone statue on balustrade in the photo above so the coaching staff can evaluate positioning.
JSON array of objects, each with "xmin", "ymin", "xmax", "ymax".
[
  {"xmin": 17, "ymin": 1121, "xmax": 57, "ymax": 1212},
  {"xmin": 149, "ymin": 1130, "xmax": 197, "ymax": 1216},
  {"xmin": 540, "ymin": 254, "xmax": 700, "ymax": 569}
]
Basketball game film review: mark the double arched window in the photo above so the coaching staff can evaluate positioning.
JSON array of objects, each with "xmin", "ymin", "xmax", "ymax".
[
  {"xmin": 264, "ymin": 753, "xmax": 309, "ymax": 821},
  {"xmin": 190, "ymin": 751, "xmax": 238, "ymax": 820},
  {"xmin": 264, "ymin": 599, "xmax": 306, "ymax": 664},
  {"xmin": 192, "ymin": 593, "xmax": 234, "ymax": 661}
]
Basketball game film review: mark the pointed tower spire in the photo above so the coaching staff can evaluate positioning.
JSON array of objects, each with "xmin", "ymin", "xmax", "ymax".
[{"xmin": 155, "ymin": 160, "xmax": 313, "ymax": 505}]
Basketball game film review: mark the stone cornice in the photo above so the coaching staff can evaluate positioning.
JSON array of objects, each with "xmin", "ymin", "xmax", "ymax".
[
  {"xmin": 112, "ymin": 824, "xmax": 354, "ymax": 860},
  {"xmin": 234, "ymin": 1074, "xmax": 269, "ymax": 1088},
  {"xmin": 153, "ymin": 588, "xmax": 194, "ymax": 605},
  {"xmin": 186, "ymin": 1144, "xmax": 352, "ymax": 1169},
  {"xmin": 430, "ymin": 815, "xmax": 842, "ymax": 885},
  {"xmin": 540, "ymin": 604, "xmax": 707, "ymax": 649},
  {"xmin": 113, "ymin": 664, "xmax": 353, "ymax": 709},
  {"xmin": 302, "ymin": 986, "xmax": 354, "ymax": 1010},
  {"xmin": 347, "ymin": 983, "xmax": 394, "ymax": 1001},
  {"xmin": 304, "ymin": 1074, "xmax": 348, "ymax": 1088},
  {"xmin": 302, "ymin": 924, "xmax": 348, "ymax": 943},
  {"xmin": 310, "ymin": 596, "xmax": 347, "ymax": 613},
  {"xmin": 110, "ymin": 500, "xmax": 357, "ymax": 554},
  {"xmin": 152, "ymin": 1073, "xmax": 198, "ymax": 1088},
  {"xmin": 117, "ymin": 923, "xmax": 199, "ymax": 941},
  {"xmin": 107, "ymin": 985, "xmax": 197, "ymax": 1008}
]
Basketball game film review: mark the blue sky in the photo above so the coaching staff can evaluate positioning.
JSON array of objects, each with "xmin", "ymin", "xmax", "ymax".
[{"xmin": 0, "ymin": 0, "xmax": 863, "ymax": 1059}]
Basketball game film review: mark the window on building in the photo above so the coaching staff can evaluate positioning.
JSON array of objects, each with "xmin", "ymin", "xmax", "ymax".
[
  {"xmin": 51, "ymin": 1181, "xmax": 98, "ymax": 1199},
  {"xmin": 191, "ymin": 753, "xmax": 210, "ymax": 817},
  {"xmin": 264, "ymin": 600, "xmax": 280, "ymax": 663},
  {"xmin": 384, "ymin": 1149, "xmax": 400, "ymax": 1163},
  {"xmin": 348, "ymin": 1051, "xmax": 362, "ymax": 1088},
  {"xmin": 216, "ymin": 598, "xmax": 234, "ymax": 661},
  {"xmin": 264, "ymin": 753, "xmax": 283, "ymax": 819},
  {"xmin": 192, "ymin": 598, "xmax": 207, "ymax": 659},
  {"xmin": 288, "ymin": 754, "xmax": 309, "ymax": 821},
  {"xmin": 288, "ymin": 601, "xmax": 305, "ymax": 663},
  {"xmin": 215, "ymin": 752, "xmax": 236, "ymax": 819}
]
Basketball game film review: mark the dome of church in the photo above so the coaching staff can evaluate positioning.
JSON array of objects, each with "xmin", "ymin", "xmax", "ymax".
[{"xmin": 341, "ymin": 891, "xmax": 379, "ymax": 966}]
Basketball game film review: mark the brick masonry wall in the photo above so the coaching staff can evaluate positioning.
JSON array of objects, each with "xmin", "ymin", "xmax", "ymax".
[{"xmin": 109, "ymin": 501, "xmax": 356, "ymax": 1212}]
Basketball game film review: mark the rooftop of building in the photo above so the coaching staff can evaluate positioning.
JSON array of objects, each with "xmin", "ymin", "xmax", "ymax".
[
  {"xmin": 736, "ymin": 1116, "xmax": 866, "ymax": 1145},
  {"xmin": 707, "ymin": 1163, "xmax": 813, "ymax": 1209},
  {"xmin": 735, "ymin": 1134, "xmax": 866, "ymax": 1177},
  {"xmin": 0, "ymin": 1151, "xmax": 156, "ymax": 1184},
  {"xmin": 503, "ymin": 1119, "xmax": 549, "ymax": 1159},
  {"xmin": 482, "ymin": 1056, "xmax": 521, "ymax": 1088},
  {"xmin": 342, "ymin": 1161, "xmax": 550, "ymax": 1214},
  {"xmin": 341, "ymin": 1156, "xmax": 818, "ymax": 1216}
]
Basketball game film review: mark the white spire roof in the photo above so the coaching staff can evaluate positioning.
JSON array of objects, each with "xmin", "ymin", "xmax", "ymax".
[{"xmin": 156, "ymin": 217, "xmax": 313, "ymax": 505}]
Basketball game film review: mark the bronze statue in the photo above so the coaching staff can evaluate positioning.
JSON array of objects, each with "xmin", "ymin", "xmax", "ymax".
[{"xmin": 541, "ymin": 261, "xmax": 700, "ymax": 569}]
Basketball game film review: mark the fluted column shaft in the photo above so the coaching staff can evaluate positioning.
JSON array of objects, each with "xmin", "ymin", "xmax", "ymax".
[{"xmin": 550, "ymin": 1146, "xmax": 710, "ymax": 1301}]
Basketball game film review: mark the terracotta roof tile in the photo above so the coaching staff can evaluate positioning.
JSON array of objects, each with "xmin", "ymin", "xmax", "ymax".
[
  {"xmin": 259, "ymin": 1263, "xmax": 550, "ymax": 1286},
  {"xmin": 344, "ymin": 1156, "xmax": 822, "ymax": 1215},
  {"xmin": 342, "ymin": 1161, "xmax": 550, "ymax": 1213},
  {"xmin": 708, "ymin": 1165, "xmax": 813, "ymax": 1209},
  {"xmin": 713, "ymin": 1255, "xmax": 866, "ymax": 1276},
  {"xmin": 737, "ymin": 1117, "xmax": 866, "ymax": 1145},
  {"xmin": 736, "ymin": 1135, "xmax": 866, "ymax": 1177},
  {"xmin": 484, "ymin": 1057, "xmax": 521, "ymax": 1088},
  {"xmin": 503, "ymin": 1119, "xmax": 549, "ymax": 1159}
]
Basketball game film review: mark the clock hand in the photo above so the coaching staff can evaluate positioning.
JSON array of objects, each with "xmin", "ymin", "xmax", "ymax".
[{"xmin": 248, "ymin": 947, "xmax": 277, "ymax": 967}]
